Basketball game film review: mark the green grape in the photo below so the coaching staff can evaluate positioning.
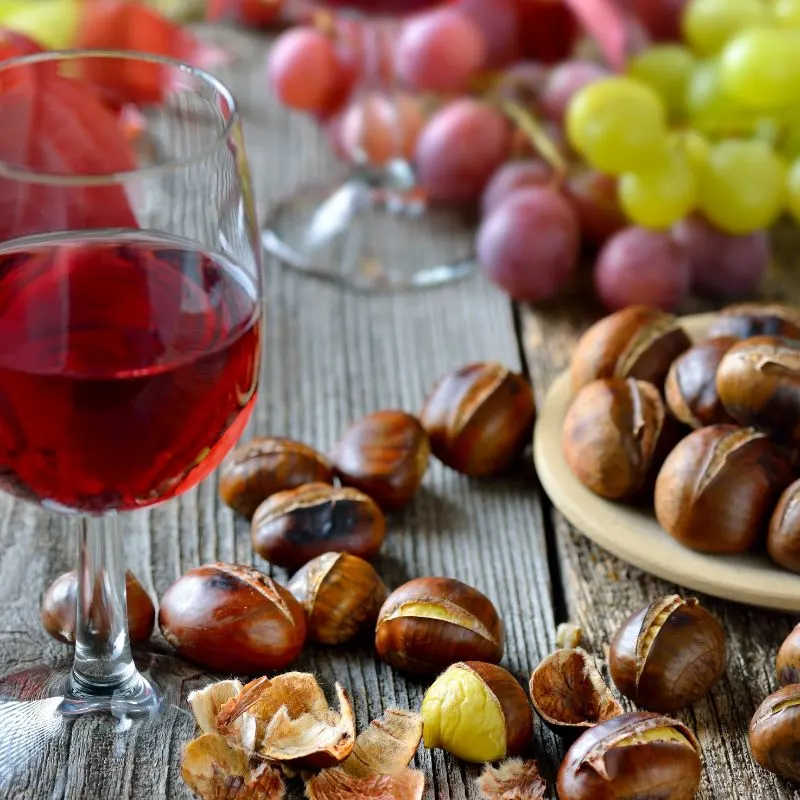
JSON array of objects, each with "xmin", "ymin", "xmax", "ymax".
[
  {"xmin": 566, "ymin": 77, "xmax": 668, "ymax": 175},
  {"xmin": 668, "ymin": 129, "xmax": 711, "ymax": 175},
  {"xmin": 698, "ymin": 139, "xmax": 786, "ymax": 234},
  {"xmin": 682, "ymin": 0, "xmax": 770, "ymax": 57},
  {"xmin": 779, "ymin": 115, "xmax": 800, "ymax": 160},
  {"xmin": 619, "ymin": 150, "xmax": 698, "ymax": 230},
  {"xmin": 685, "ymin": 59, "xmax": 754, "ymax": 135},
  {"xmin": 775, "ymin": 0, "xmax": 800, "ymax": 27},
  {"xmin": 787, "ymin": 159, "xmax": 800, "ymax": 223},
  {"xmin": 721, "ymin": 28, "xmax": 800, "ymax": 110},
  {"xmin": 627, "ymin": 45, "xmax": 695, "ymax": 121}
]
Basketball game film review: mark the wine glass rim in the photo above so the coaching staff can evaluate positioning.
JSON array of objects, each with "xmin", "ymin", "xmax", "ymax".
[{"xmin": 0, "ymin": 49, "xmax": 240, "ymax": 187}]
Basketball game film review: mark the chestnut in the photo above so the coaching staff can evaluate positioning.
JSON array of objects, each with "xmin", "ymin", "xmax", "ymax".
[
  {"xmin": 609, "ymin": 595, "xmax": 726, "ymax": 711},
  {"xmin": 655, "ymin": 425, "xmax": 792, "ymax": 554},
  {"xmin": 251, "ymin": 482, "xmax": 386, "ymax": 570},
  {"xmin": 40, "ymin": 569, "xmax": 154, "ymax": 645},
  {"xmin": 776, "ymin": 623, "xmax": 800, "ymax": 686},
  {"xmin": 158, "ymin": 563, "xmax": 306, "ymax": 673},
  {"xmin": 374, "ymin": 577, "xmax": 504, "ymax": 675},
  {"xmin": 421, "ymin": 662, "xmax": 533, "ymax": 763},
  {"xmin": 331, "ymin": 410, "xmax": 430, "ymax": 511},
  {"xmin": 287, "ymin": 552, "xmax": 388, "ymax": 645},
  {"xmin": 557, "ymin": 711, "xmax": 702, "ymax": 800},
  {"xmin": 529, "ymin": 648, "xmax": 622, "ymax": 736},
  {"xmin": 749, "ymin": 683, "xmax": 800, "ymax": 783},
  {"xmin": 707, "ymin": 302, "xmax": 800, "ymax": 341},
  {"xmin": 768, "ymin": 478, "xmax": 800, "ymax": 574},
  {"xmin": 219, "ymin": 437, "xmax": 333, "ymax": 519},
  {"xmin": 570, "ymin": 305, "xmax": 691, "ymax": 393},
  {"xmin": 419, "ymin": 362, "xmax": 536, "ymax": 477},
  {"xmin": 664, "ymin": 336, "xmax": 738, "ymax": 429},
  {"xmin": 562, "ymin": 378, "xmax": 673, "ymax": 501}
]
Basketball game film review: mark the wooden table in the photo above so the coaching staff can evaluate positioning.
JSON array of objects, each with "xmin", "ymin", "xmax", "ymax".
[{"xmin": 1, "ymin": 27, "xmax": 799, "ymax": 800}]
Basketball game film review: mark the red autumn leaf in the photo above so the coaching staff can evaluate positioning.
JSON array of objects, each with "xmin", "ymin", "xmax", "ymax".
[
  {"xmin": 0, "ymin": 68, "xmax": 138, "ymax": 244},
  {"xmin": 0, "ymin": 28, "xmax": 44, "ymax": 62},
  {"xmin": 561, "ymin": 0, "xmax": 635, "ymax": 69},
  {"xmin": 206, "ymin": 0, "xmax": 286, "ymax": 27}
]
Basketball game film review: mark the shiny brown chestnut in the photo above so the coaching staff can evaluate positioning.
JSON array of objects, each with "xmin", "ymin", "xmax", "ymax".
[
  {"xmin": 557, "ymin": 711, "xmax": 702, "ymax": 800},
  {"xmin": 768, "ymin": 478, "xmax": 800, "ymax": 574},
  {"xmin": 776, "ymin": 624, "xmax": 800, "ymax": 686},
  {"xmin": 419, "ymin": 362, "xmax": 536, "ymax": 477},
  {"xmin": 655, "ymin": 425, "xmax": 792, "ymax": 554},
  {"xmin": 159, "ymin": 563, "xmax": 306, "ymax": 673},
  {"xmin": 219, "ymin": 437, "xmax": 334, "ymax": 519},
  {"xmin": 40, "ymin": 569, "xmax": 155, "ymax": 645},
  {"xmin": 570, "ymin": 306, "xmax": 691, "ymax": 393},
  {"xmin": 331, "ymin": 411, "xmax": 430, "ymax": 511},
  {"xmin": 609, "ymin": 595, "xmax": 726, "ymax": 711},
  {"xmin": 562, "ymin": 378, "xmax": 674, "ymax": 501},
  {"xmin": 749, "ymin": 683, "xmax": 800, "ymax": 783},
  {"xmin": 716, "ymin": 336, "xmax": 800, "ymax": 444},
  {"xmin": 707, "ymin": 302, "xmax": 800, "ymax": 341},
  {"xmin": 287, "ymin": 552, "xmax": 388, "ymax": 645},
  {"xmin": 665, "ymin": 336, "xmax": 738, "ymax": 428},
  {"xmin": 529, "ymin": 648, "xmax": 622, "ymax": 736},
  {"xmin": 251, "ymin": 483, "xmax": 386, "ymax": 570},
  {"xmin": 374, "ymin": 577, "xmax": 504, "ymax": 675}
]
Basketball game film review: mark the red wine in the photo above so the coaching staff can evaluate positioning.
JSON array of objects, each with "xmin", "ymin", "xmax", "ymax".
[
  {"xmin": 0, "ymin": 233, "xmax": 260, "ymax": 513},
  {"xmin": 318, "ymin": 0, "xmax": 447, "ymax": 15}
]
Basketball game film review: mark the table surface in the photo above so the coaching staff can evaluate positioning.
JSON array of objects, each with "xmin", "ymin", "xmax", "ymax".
[{"xmin": 2, "ymin": 26, "xmax": 800, "ymax": 800}]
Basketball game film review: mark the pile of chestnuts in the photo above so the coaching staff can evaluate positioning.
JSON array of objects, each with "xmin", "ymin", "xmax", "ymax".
[{"xmin": 563, "ymin": 301, "xmax": 800, "ymax": 572}]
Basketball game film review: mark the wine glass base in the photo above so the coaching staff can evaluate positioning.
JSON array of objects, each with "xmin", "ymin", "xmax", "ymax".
[{"xmin": 262, "ymin": 179, "xmax": 476, "ymax": 292}]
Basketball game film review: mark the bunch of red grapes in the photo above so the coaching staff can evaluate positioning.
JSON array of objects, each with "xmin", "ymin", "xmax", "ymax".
[{"xmin": 261, "ymin": 0, "xmax": 787, "ymax": 311}]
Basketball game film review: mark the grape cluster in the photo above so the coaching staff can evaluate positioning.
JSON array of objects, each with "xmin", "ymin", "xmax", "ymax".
[{"xmin": 266, "ymin": 0, "xmax": 796, "ymax": 310}]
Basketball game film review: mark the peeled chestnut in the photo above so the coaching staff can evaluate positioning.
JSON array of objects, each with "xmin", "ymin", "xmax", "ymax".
[
  {"xmin": 331, "ymin": 410, "xmax": 430, "ymax": 511},
  {"xmin": 251, "ymin": 483, "xmax": 386, "ymax": 570},
  {"xmin": 768, "ymin": 478, "xmax": 800, "ymax": 574},
  {"xmin": 707, "ymin": 302, "xmax": 800, "ymax": 341},
  {"xmin": 375, "ymin": 577, "xmax": 504, "ymax": 675},
  {"xmin": 609, "ymin": 595, "xmax": 726, "ymax": 712},
  {"xmin": 159, "ymin": 563, "xmax": 306, "ymax": 673},
  {"xmin": 655, "ymin": 425, "xmax": 792, "ymax": 554},
  {"xmin": 219, "ymin": 437, "xmax": 334, "ymax": 519},
  {"xmin": 749, "ymin": 683, "xmax": 800, "ymax": 783},
  {"xmin": 287, "ymin": 552, "xmax": 388, "ymax": 645},
  {"xmin": 422, "ymin": 662, "xmax": 533, "ymax": 763},
  {"xmin": 665, "ymin": 336, "xmax": 738, "ymax": 429},
  {"xmin": 777, "ymin": 624, "xmax": 800, "ymax": 686},
  {"xmin": 562, "ymin": 378, "xmax": 673, "ymax": 501},
  {"xmin": 557, "ymin": 711, "xmax": 702, "ymax": 800},
  {"xmin": 419, "ymin": 362, "xmax": 536, "ymax": 477},
  {"xmin": 40, "ymin": 569, "xmax": 155, "ymax": 645},
  {"xmin": 570, "ymin": 306, "xmax": 691, "ymax": 393}
]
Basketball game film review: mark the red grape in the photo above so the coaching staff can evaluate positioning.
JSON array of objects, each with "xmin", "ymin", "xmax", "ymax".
[
  {"xmin": 481, "ymin": 159, "xmax": 553, "ymax": 216},
  {"xmin": 564, "ymin": 168, "xmax": 627, "ymax": 247},
  {"xmin": 516, "ymin": 0, "xmax": 580, "ymax": 64},
  {"xmin": 456, "ymin": 0, "xmax": 522, "ymax": 68},
  {"xmin": 477, "ymin": 187, "xmax": 580, "ymax": 302},
  {"xmin": 672, "ymin": 213, "xmax": 769, "ymax": 299},
  {"xmin": 630, "ymin": 0, "xmax": 688, "ymax": 41},
  {"xmin": 415, "ymin": 99, "xmax": 511, "ymax": 203},
  {"xmin": 206, "ymin": 0, "xmax": 285, "ymax": 26},
  {"xmin": 594, "ymin": 226, "xmax": 691, "ymax": 311},
  {"xmin": 395, "ymin": 7, "xmax": 486, "ymax": 94},
  {"xmin": 540, "ymin": 60, "xmax": 609, "ymax": 124}
]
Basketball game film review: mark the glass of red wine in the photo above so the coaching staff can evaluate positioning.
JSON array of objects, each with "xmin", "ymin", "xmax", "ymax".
[
  {"xmin": 0, "ymin": 50, "xmax": 261, "ymax": 781},
  {"xmin": 263, "ymin": 0, "xmax": 475, "ymax": 291}
]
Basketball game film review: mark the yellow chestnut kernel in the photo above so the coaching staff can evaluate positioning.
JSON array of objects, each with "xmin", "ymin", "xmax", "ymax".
[
  {"xmin": 616, "ymin": 726, "xmax": 693, "ymax": 747},
  {"xmin": 384, "ymin": 601, "xmax": 493, "ymax": 639}
]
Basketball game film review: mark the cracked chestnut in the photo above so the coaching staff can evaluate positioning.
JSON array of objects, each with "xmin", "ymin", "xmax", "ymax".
[
  {"xmin": 609, "ymin": 595, "xmax": 726, "ymax": 711},
  {"xmin": 251, "ymin": 483, "xmax": 386, "ymax": 570},
  {"xmin": 159, "ymin": 563, "xmax": 306, "ymax": 673},
  {"xmin": 375, "ymin": 577, "xmax": 504, "ymax": 675},
  {"xmin": 557, "ymin": 711, "xmax": 702, "ymax": 800},
  {"xmin": 749, "ymin": 683, "xmax": 800, "ymax": 783},
  {"xmin": 219, "ymin": 437, "xmax": 334, "ymax": 519},
  {"xmin": 419, "ymin": 362, "xmax": 536, "ymax": 477},
  {"xmin": 776, "ymin": 624, "xmax": 800, "ymax": 686},
  {"xmin": 707, "ymin": 302, "xmax": 800, "ymax": 341},
  {"xmin": 768, "ymin": 478, "xmax": 800, "ymax": 574}
]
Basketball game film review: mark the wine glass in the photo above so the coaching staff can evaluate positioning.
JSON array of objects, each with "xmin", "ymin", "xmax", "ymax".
[
  {"xmin": 262, "ymin": 0, "xmax": 476, "ymax": 291},
  {"xmin": 0, "ymin": 50, "xmax": 262, "ymax": 785}
]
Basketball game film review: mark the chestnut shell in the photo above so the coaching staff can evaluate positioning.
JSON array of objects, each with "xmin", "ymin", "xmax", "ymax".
[
  {"xmin": 749, "ymin": 683, "xmax": 800, "ymax": 783},
  {"xmin": 776, "ymin": 624, "xmax": 800, "ymax": 686},
  {"xmin": 768, "ymin": 478, "xmax": 800, "ymax": 574},
  {"xmin": 707, "ymin": 302, "xmax": 800, "ymax": 341}
]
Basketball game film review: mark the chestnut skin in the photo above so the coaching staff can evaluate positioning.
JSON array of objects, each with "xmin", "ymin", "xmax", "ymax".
[
  {"xmin": 768, "ymin": 478, "xmax": 800, "ymax": 574},
  {"xmin": 749, "ymin": 683, "xmax": 800, "ymax": 783},
  {"xmin": 557, "ymin": 711, "xmax": 702, "ymax": 800},
  {"xmin": 159, "ymin": 563, "xmax": 306, "ymax": 673},
  {"xmin": 707, "ymin": 302, "xmax": 800, "ymax": 341},
  {"xmin": 777, "ymin": 624, "xmax": 800, "ymax": 686}
]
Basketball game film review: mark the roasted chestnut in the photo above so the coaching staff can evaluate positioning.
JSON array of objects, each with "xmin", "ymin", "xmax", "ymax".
[
  {"xmin": 159, "ymin": 563, "xmax": 306, "ymax": 673},
  {"xmin": 374, "ymin": 577, "xmax": 504, "ymax": 675},
  {"xmin": 707, "ymin": 302, "xmax": 800, "ymax": 341},
  {"xmin": 419, "ymin": 362, "xmax": 536, "ymax": 477},
  {"xmin": 557, "ymin": 711, "xmax": 702, "ymax": 800},
  {"xmin": 570, "ymin": 306, "xmax": 691, "ymax": 393},
  {"xmin": 749, "ymin": 683, "xmax": 800, "ymax": 783},
  {"xmin": 251, "ymin": 483, "xmax": 386, "ymax": 570},
  {"xmin": 331, "ymin": 410, "xmax": 430, "ymax": 511},
  {"xmin": 609, "ymin": 595, "xmax": 726, "ymax": 711},
  {"xmin": 768, "ymin": 478, "xmax": 800, "ymax": 574},
  {"xmin": 287, "ymin": 552, "xmax": 388, "ymax": 645},
  {"xmin": 664, "ymin": 336, "xmax": 738, "ymax": 428},
  {"xmin": 219, "ymin": 437, "xmax": 333, "ymax": 519},
  {"xmin": 422, "ymin": 662, "xmax": 533, "ymax": 763},
  {"xmin": 777, "ymin": 623, "xmax": 800, "ymax": 686},
  {"xmin": 655, "ymin": 425, "xmax": 792, "ymax": 554}
]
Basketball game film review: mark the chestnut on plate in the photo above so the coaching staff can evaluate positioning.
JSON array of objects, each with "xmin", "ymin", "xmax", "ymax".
[
  {"xmin": 749, "ymin": 683, "xmax": 800, "ymax": 783},
  {"xmin": 707, "ymin": 302, "xmax": 800, "ymax": 341},
  {"xmin": 768, "ymin": 478, "xmax": 800, "ymax": 574}
]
